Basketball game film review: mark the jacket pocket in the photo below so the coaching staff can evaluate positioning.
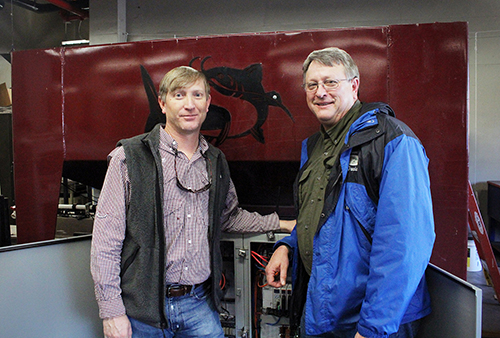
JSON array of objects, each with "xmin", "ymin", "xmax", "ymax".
[{"xmin": 344, "ymin": 182, "xmax": 376, "ymax": 249}]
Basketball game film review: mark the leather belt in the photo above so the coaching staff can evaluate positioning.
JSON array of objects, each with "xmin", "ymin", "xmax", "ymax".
[{"xmin": 166, "ymin": 282, "xmax": 204, "ymax": 298}]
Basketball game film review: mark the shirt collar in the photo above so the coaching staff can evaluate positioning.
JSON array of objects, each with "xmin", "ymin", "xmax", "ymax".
[
  {"xmin": 158, "ymin": 125, "xmax": 209, "ymax": 155},
  {"xmin": 321, "ymin": 100, "xmax": 362, "ymax": 142}
]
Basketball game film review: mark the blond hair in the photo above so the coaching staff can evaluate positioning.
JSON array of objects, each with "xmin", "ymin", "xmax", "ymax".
[{"xmin": 158, "ymin": 66, "xmax": 210, "ymax": 102}]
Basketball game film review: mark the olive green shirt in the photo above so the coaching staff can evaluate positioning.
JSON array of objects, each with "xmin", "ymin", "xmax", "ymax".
[{"xmin": 297, "ymin": 100, "xmax": 362, "ymax": 275}]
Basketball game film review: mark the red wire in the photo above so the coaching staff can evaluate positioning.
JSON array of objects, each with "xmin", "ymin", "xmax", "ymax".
[
  {"xmin": 251, "ymin": 251, "xmax": 269, "ymax": 262},
  {"xmin": 251, "ymin": 251, "xmax": 269, "ymax": 269},
  {"xmin": 219, "ymin": 272, "xmax": 226, "ymax": 290}
]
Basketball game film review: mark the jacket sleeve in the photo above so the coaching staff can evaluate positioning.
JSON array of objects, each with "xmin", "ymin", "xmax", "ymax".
[
  {"xmin": 357, "ymin": 134, "xmax": 436, "ymax": 338},
  {"xmin": 275, "ymin": 226, "xmax": 298, "ymax": 252}
]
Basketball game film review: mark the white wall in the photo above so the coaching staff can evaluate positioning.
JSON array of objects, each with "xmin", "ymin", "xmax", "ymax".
[
  {"xmin": 470, "ymin": 30, "xmax": 500, "ymax": 212},
  {"xmin": 0, "ymin": 57, "xmax": 10, "ymax": 88},
  {"xmin": 89, "ymin": 0, "xmax": 500, "ymax": 222}
]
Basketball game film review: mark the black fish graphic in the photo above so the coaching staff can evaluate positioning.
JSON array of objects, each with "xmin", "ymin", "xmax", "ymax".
[
  {"xmin": 190, "ymin": 56, "xmax": 294, "ymax": 143},
  {"xmin": 141, "ymin": 65, "xmax": 164, "ymax": 133}
]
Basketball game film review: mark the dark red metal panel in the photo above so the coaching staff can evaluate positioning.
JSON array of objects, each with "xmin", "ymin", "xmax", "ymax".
[
  {"xmin": 12, "ymin": 23, "xmax": 468, "ymax": 278},
  {"xmin": 12, "ymin": 49, "xmax": 65, "ymax": 242},
  {"xmin": 387, "ymin": 22, "xmax": 469, "ymax": 278}
]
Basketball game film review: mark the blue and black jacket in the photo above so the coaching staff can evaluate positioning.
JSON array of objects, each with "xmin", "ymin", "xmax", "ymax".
[{"xmin": 278, "ymin": 102, "xmax": 435, "ymax": 338}]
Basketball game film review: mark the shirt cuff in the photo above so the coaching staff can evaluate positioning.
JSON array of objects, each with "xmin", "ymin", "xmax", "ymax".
[
  {"xmin": 268, "ymin": 212, "xmax": 281, "ymax": 231},
  {"xmin": 98, "ymin": 296, "xmax": 127, "ymax": 319},
  {"xmin": 357, "ymin": 323, "xmax": 389, "ymax": 338}
]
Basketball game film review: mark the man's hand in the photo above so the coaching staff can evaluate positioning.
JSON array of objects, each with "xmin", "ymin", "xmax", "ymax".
[
  {"xmin": 103, "ymin": 315, "xmax": 132, "ymax": 338},
  {"xmin": 354, "ymin": 333, "xmax": 366, "ymax": 338},
  {"xmin": 279, "ymin": 219, "xmax": 296, "ymax": 233},
  {"xmin": 265, "ymin": 245, "xmax": 290, "ymax": 287}
]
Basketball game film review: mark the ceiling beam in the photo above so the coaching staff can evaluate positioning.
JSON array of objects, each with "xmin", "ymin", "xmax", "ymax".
[{"xmin": 45, "ymin": 0, "xmax": 88, "ymax": 20}]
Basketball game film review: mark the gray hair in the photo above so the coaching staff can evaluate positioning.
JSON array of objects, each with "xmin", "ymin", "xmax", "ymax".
[{"xmin": 302, "ymin": 47, "xmax": 359, "ymax": 83}]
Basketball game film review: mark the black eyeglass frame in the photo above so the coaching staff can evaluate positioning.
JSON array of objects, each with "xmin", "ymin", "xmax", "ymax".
[{"xmin": 174, "ymin": 150, "xmax": 213, "ymax": 193}]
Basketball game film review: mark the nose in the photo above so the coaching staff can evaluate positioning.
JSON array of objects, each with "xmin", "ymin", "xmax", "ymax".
[
  {"xmin": 315, "ymin": 83, "xmax": 328, "ymax": 97},
  {"xmin": 184, "ymin": 95, "xmax": 196, "ymax": 109}
]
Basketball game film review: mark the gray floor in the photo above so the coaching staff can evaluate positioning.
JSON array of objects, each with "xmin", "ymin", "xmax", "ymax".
[{"xmin": 467, "ymin": 253, "xmax": 500, "ymax": 338}]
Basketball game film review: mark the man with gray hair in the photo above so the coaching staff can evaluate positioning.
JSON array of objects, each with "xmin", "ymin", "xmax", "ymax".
[
  {"xmin": 91, "ymin": 66, "xmax": 294, "ymax": 338},
  {"xmin": 266, "ymin": 47, "xmax": 435, "ymax": 338}
]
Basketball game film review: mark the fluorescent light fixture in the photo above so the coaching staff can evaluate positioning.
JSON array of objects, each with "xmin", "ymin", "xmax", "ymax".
[{"xmin": 62, "ymin": 39, "xmax": 90, "ymax": 46}]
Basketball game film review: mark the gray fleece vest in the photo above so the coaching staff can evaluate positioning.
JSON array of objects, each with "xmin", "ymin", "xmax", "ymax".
[{"xmin": 117, "ymin": 124, "xmax": 230, "ymax": 328}]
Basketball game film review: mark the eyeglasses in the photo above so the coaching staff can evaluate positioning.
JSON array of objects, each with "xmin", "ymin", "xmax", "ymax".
[
  {"xmin": 174, "ymin": 150, "xmax": 212, "ymax": 193},
  {"xmin": 302, "ymin": 78, "xmax": 353, "ymax": 92}
]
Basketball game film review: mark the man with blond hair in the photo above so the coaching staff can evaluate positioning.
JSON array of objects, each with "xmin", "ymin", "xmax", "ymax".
[{"xmin": 91, "ymin": 66, "xmax": 294, "ymax": 338}]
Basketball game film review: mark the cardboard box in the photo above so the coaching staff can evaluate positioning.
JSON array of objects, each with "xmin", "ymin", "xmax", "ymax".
[{"xmin": 0, "ymin": 83, "xmax": 12, "ymax": 107}]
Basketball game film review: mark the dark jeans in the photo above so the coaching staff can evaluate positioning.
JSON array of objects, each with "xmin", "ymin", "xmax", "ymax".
[{"xmin": 128, "ymin": 283, "xmax": 224, "ymax": 338}]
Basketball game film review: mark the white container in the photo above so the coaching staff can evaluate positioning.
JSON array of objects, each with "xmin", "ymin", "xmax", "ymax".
[{"xmin": 467, "ymin": 239, "xmax": 482, "ymax": 272}]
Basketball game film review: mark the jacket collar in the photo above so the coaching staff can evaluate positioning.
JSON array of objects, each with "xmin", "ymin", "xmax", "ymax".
[{"xmin": 344, "ymin": 102, "xmax": 394, "ymax": 149}]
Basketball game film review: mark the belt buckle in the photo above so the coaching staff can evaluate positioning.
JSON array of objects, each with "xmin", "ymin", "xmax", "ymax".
[{"xmin": 167, "ymin": 284, "xmax": 187, "ymax": 297}]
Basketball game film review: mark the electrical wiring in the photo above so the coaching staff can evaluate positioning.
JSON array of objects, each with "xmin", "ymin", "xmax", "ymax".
[
  {"xmin": 251, "ymin": 250, "xmax": 269, "ymax": 263},
  {"xmin": 257, "ymin": 270, "xmax": 268, "ymax": 288},
  {"xmin": 219, "ymin": 271, "xmax": 226, "ymax": 290},
  {"xmin": 252, "ymin": 250, "xmax": 279, "ymax": 287},
  {"xmin": 251, "ymin": 244, "xmax": 291, "ymax": 337},
  {"xmin": 251, "ymin": 250, "xmax": 269, "ymax": 270},
  {"xmin": 265, "ymin": 316, "xmax": 282, "ymax": 326}
]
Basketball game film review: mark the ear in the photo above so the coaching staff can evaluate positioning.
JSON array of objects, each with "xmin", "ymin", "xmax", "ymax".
[
  {"xmin": 158, "ymin": 96, "xmax": 166, "ymax": 114},
  {"xmin": 205, "ymin": 94, "xmax": 212, "ymax": 112},
  {"xmin": 351, "ymin": 77, "xmax": 360, "ymax": 99}
]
